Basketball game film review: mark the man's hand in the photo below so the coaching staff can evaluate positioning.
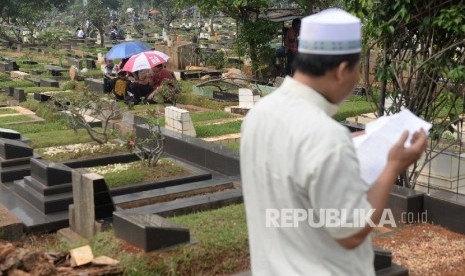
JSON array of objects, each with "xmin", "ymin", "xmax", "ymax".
[
  {"xmin": 351, "ymin": 131, "xmax": 365, "ymax": 138},
  {"xmin": 387, "ymin": 130, "xmax": 428, "ymax": 175}
]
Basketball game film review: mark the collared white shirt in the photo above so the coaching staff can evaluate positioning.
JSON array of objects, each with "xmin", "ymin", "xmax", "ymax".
[{"xmin": 240, "ymin": 77, "xmax": 374, "ymax": 276}]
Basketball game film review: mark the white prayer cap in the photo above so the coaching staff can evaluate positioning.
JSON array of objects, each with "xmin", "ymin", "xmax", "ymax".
[{"xmin": 298, "ymin": 8, "xmax": 361, "ymax": 55}]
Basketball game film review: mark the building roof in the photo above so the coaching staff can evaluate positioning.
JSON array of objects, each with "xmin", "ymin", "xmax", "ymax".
[{"xmin": 261, "ymin": 9, "xmax": 305, "ymax": 23}]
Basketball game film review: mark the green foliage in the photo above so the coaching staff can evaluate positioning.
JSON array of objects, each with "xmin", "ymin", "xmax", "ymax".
[
  {"xmin": 0, "ymin": 72, "xmax": 11, "ymax": 82},
  {"xmin": 0, "ymin": 0, "xmax": 68, "ymax": 44},
  {"xmin": 155, "ymin": 78, "xmax": 183, "ymax": 106},
  {"xmin": 346, "ymin": 0, "xmax": 465, "ymax": 187},
  {"xmin": 202, "ymin": 50, "xmax": 225, "ymax": 70},
  {"xmin": 36, "ymin": 31, "xmax": 63, "ymax": 49},
  {"xmin": 61, "ymin": 81, "xmax": 77, "ymax": 90}
]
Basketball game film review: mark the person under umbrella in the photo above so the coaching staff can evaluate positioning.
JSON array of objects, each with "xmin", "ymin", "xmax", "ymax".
[
  {"xmin": 146, "ymin": 63, "xmax": 176, "ymax": 102},
  {"xmin": 121, "ymin": 50, "xmax": 172, "ymax": 104}
]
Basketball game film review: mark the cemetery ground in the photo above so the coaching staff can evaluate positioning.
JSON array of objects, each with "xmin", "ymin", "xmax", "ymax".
[{"xmin": 3, "ymin": 45, "xmax": 462, "ymax": 275}]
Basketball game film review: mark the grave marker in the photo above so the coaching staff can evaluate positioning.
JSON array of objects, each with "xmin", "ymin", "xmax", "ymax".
[
  {"xmin": 165, "ymin": 106, "xmax": 196, "ymax": 137},
  {"xmin": 113, "ymin": 212, "xmax": 190, "ymax": 252},
  {"xmin": 69, "ymin": 169, "xmax": 114, "ymax": 239}
]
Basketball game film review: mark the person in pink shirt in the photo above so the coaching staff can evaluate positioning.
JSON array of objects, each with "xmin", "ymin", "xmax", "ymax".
[{"xmin": 147, "ymin": 63, "xmax": 175, "ymax": 101}]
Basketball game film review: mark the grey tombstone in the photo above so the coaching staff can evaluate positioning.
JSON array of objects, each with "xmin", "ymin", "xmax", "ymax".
[
  {"xmin": 69, "ymin": 169, "xmax": 114, "ymax": 239},
  {"xmin": 67, "ymin": 57, "xmax": 82, "ymax": 70}
]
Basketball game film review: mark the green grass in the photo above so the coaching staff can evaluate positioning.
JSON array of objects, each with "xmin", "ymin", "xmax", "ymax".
[
  {"xmin": 36, "ymin": 142, "xmax": 128, "ymax": 162},
  {"xmin": 0, "ymin": 108, "xmax": 19, "ymax": 115},
  {"xmin": 191, "ymin": 110, "xmax": 235, "ymax": 122},
  {"xmin": 195, "ymin": 120, "xmax": 242, "ymax": 138},
  {"xmin": 0, "ymin": 80, "xmax": 35, "ymax": 89},
  {"xmin": 89, "ymin": 159, "xmax": 190, "ymax": 189},
  {"xmin": 0, "ymin": 72, "xmax": 11, "ymax": 82},
  {"xmin": 0, "ymin": 115, "xmax": 34, "ymax": 124},
  {"xmin": 30, "ymin": 204, "xmax": 248, "ymax": 275},
  {"xmin": 333, "ymin": 98, "xmax": 376, "ymax": 122},
  {"xmin": 177, "ymin": 93, "xmax": 237, "ymax": 111},
  {"xmin": 26, "ymin": 129, "xmax": 95, "ymax": 148},
  {"xmin": 23, "ymin": 86, "xmax": 61, "ymax": 93},
  {"xmin": 6, "ymin": 120, "xmax": 69, "ymax": 134}
]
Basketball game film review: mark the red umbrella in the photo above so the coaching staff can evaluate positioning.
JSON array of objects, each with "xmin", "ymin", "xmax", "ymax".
[{"xmin": 122, "ymin": 51, "xmax": 170, "ymax": 72}]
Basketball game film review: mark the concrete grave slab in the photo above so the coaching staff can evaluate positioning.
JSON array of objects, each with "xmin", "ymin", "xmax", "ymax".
[{"xmin": 10, "ymin": 71, "xmax": 30, "ymax": 80}]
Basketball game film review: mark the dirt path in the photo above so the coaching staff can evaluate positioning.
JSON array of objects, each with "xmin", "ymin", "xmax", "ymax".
[{"xmin": 372, "ymin": 223, "xmax": 465, "ymax": 275}]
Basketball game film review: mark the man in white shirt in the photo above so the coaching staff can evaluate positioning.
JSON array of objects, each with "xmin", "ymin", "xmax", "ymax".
[{"xmin": 240, "ymin": 8, "xmax": 427, "ymax": 275}]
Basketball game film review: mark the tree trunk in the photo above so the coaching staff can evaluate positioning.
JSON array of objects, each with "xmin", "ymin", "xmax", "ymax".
[
  {"xmin": 98, "ymin": 28, "xmax": 104, "ymax": 47},
  {"xmin": 209, "ymin": 15, "xmax": 215, "ymax": 36},
  {"xmin": 249, "ymin": 43, "xmax": 259, "ymax": 79}
]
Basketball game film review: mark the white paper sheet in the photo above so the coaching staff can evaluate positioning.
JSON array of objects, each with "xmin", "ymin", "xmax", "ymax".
[{"xmin": 353, "ymin": 109, "xmax": 432, "ymax": 187}]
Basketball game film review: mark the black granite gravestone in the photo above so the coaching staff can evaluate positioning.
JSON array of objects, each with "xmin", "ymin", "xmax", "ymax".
[
  {"xmin": 13, "ymin": 88, "xmax": 26, "ymax": 102},
  {"xmin": 12, "ymin": 88, "xmax": 23, "ymax": 98},
  {"xmin": 4, "ymin": 87, "xmax": 14, "ymax": 96},
  {"xmin": 0, "ymin": 138, "xmax": 33, "ymax": 160},
  {"xmin": 33, "ymin": 92, "xmax": 52, "ymax": 102},
  {"xmin": 12, "ymin": 158, "xmax": 73, "ymax": 214},
  {"xmin": 85, "ymin": 78, "xmax": 104, "ymax": 93},
  {"xmin": 85, "ymin": 59, "xmax": 96, "ymax": 69},
  {"xmin": 40, "ymin": 78, "xmax": 59, "ymax": 88},
  {"xmin": 113, "ymin": 212, "xmax": 190, "ymax": 251},
  {"xmin": 0, "ymin": 138, "xmax": 34, "ymax": 183},
  {"xmin": 44, "ymin": 65, "xmax": 67, "ymax": 76},
  {"xmin": 26, "ymin": 77, "xmax": 41, "ymax": 87},
  {"xmin": 0, "ymin": 128, "xmax": 21, "ymax": 140}
]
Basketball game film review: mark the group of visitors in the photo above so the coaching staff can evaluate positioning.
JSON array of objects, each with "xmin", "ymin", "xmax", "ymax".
[{"xmin": 103, "ymin": 58, "xmax": 174, "ymax": 104}]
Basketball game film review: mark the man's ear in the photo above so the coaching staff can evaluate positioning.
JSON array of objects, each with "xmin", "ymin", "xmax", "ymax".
[{"xmin": 335, "ymin": 61, "xmax": 350, "ymax": 83}]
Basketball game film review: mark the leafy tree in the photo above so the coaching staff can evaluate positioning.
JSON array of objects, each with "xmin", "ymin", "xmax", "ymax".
[
  {"xmin": 346, "ymin": 0, "xmax": 465, "ymax": 188},
  {"xmin": 52, "ymin": 91, "xmax": 121, "ymax": 145},
  {"xmin": 85, "ymin": 0, "xmax": 119, "ymax": 47},
  {"xmin": 177, "ymin": 0, "xmax": 280, "ymax": 78},
  {"xmin": 0, "ymin": 0, "xmax": 67, "ymax": 44}
]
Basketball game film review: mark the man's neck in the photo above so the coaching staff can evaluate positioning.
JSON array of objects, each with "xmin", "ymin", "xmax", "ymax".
[{"xmin": 293, "ymin": 71, "xmax": 335, "ymax": 104}]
